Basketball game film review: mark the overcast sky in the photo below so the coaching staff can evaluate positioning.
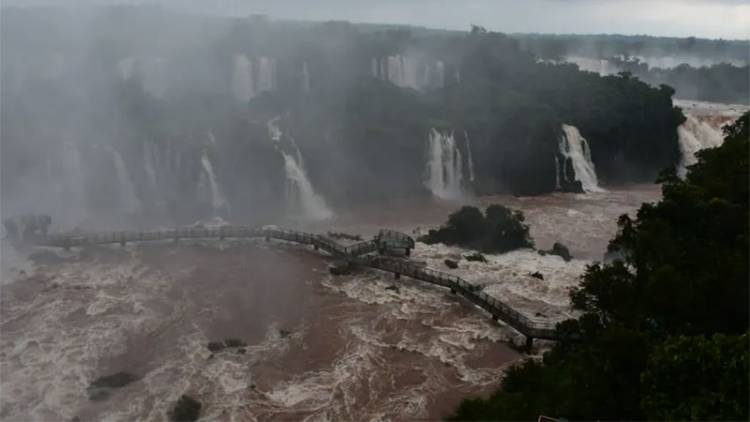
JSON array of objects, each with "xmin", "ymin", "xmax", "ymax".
[{"xmin": 4, "ymin": 0, "xmax": 749, "ymax": 39}]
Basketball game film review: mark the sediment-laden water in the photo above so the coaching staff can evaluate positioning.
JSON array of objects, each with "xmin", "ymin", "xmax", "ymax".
[{"xmin": 0, "ymin": 185, "xmax": 660, "ymax": 420}]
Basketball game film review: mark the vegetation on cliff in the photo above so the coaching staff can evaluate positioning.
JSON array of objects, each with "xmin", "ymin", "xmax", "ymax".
[{"xmin": 450, "ymin": 113, "xmax": 749, "ymax": 421}]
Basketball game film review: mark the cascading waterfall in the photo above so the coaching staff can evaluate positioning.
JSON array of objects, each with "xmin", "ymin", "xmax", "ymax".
[
  {"xmin": 232, "ymin": 54, "xmax": 255, "ymax": 102},
  {"xmin": 463, "ymin": 130, "xmax": 475, "ymax": 182},
  {"xmin": 373, "ymin": 55, "xmax": 445, "ymax": 90},
  {"xmin": 425, "ymin": 129, "xmax": 466, "ymax": 199},
  {"xmin": 197, "ymin": 132, "xmax": 230, "ymax": 215},
  {"xmin": 267, "ymin": 117, "xmax": 332, "ymax": 221},
  {"xmin": 140, "ymin": 57, "xmax": 168, "ymax": 98},
  {"xmin": 257, "ymin": 56, "xmax": 275, "ymax": 93},
  {"xmin": 105, "ymin": 146, "xmax": 142, "ymax": 214},
  {"xmin": 301, "ymin": 61, "xmax": 311, "ymax": 93},
  {"xmin": 143, "ymin": 142, "xmax": 158, "ymax": 193},
  {"xmin": 558, "ymin": 124, "xmax": 602, "ymax": 192},
  {"xmin": 60, "ymin": 142, "xmax": 88, "ymax": 223},
  {"xmin": 677, "ymin": 114, "xmax": 724, "ymax": 177}
]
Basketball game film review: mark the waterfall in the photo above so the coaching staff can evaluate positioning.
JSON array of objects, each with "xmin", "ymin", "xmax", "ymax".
[
  {"xmin": 140, "ymin": 57, "xmax": 168, "ymax": 98},
  {"xmin": 143, "ymin": 142, "xmax": 158, "ymax": 193},
  {"xmin": 60, "ymin": 142, "xmax": 88, "ymax": 223},
  {"xmin": 105, "ymin": 146, "xmax": 142, "ymax": 215},
  {"xmin": 232, "ymin": 54, "xmax": 255, "ymax": 102},
  {"xmin": 281, "ymin": 152, "xmax": 333, "ymax": 221},
  {"xmin": 559, "ymin": 124, "xmax": 602, "ymax": 192},
  {"xmin": 434, "ymin": 61, "xmax": 445, "ymax": 88},
  {"xmin": 463, "ymin": 130, "xmax": 475, "ymax": 182},
  {"xmin": 378, "ymin": 55, "xmax": 441, "ymax": 90},
  {"xmin": 117, "ymin": 57, "xmax": 136, "ymax": 80},
  {"xmin": 197, "ymin": 133, "xmax": 230, "ymax": 215},
  {"xmin": 257, "ymin": 56, "xmax": 275, "ymax": 93},
  {"xmin": 301, "ymin": 61, "xmax": 311, "ymax": 93},
  {"xmin": 677, "ymin": 114, "xmax": 724, "ymax": 177},
  {"xmin": 267, "ymin": 117, "xmax": 332, "ymax": 221},
  {"xmin": 425, "ymin": 129, "xmax": 465, "ymax": 199}
]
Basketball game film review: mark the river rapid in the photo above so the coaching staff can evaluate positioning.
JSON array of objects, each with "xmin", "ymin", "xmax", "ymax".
[{"xmin": 0, "ymin": 184, "xmax": 660, "ymax": 421}]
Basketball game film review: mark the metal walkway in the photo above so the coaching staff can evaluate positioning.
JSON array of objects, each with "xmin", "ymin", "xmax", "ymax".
[{"xmin": 36, "ymin": 226, "xmax": 560, "ymax": 341}]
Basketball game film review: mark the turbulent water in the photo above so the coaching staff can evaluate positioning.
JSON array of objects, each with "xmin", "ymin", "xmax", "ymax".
[
  {"xmin": 425, "ymin": 129, "xmax": 468, "ymax": 199},
  {"xmin": 559, "ymin": 124, "xmax": 602, "ymax": 193},
  {"xmin": 675, "ymin": 100, "xmax": 749, "ymax": 177},
  {"xmin": 0, "ymin": 184, "xmax": 660, "ymax": 420}
]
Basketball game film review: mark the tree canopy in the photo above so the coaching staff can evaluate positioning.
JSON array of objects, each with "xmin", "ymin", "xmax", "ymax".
[{"xmin": 450, "ymin": 112, "xmax": 750, "ymax": 421}]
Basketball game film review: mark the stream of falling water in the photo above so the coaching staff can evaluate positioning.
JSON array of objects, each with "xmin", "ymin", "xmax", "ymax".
[
  {"xmin": 267, "ymin": 117, "xmax": 333, "ymax": 221},
  {"xmin": 425, "ymin": 129, "xmax": 465, "ymax": 199},
  {"xmin": 559, "ymin": 124, "xmax": 602, "ymax": 193},
  {"xmin": 105, "ymin": 146, "xmax": 142, "ymax": 215}
]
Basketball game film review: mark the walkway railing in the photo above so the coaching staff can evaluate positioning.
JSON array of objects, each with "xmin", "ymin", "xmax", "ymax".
[{"xmin": 35, "ymin": 225, "xmax": 561, "ymax": 341}]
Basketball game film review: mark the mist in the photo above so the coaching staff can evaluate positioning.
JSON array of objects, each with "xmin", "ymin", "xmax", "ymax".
[{"xmin": 1, "ymin": 3, "xmax": 745, "ymax": 232}]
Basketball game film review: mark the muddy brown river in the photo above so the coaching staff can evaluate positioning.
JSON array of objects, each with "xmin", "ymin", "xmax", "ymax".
[{"xmin": 0, "ymin": 184, "xmax": 660, "ymax": 420}]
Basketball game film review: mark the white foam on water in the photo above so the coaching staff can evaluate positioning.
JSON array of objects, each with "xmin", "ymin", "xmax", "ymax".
[
  {"xmin": 411, "ymin": 242, "xmax": 587, "ymax": 322},
  {"xmin": 677, "ymin": 114, "xmax": 725, "ymax": 177}
]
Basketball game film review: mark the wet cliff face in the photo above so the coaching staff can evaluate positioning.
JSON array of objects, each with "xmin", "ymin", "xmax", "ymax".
[{"xmin": 1, "ymin": 7, "xmax": 685, "ymax": 227}]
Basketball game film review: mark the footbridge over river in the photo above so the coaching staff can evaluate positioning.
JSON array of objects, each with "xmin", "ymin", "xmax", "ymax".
[{"xmin": 35, "ymin": 226, "xmax": 561, "ymax": 344}]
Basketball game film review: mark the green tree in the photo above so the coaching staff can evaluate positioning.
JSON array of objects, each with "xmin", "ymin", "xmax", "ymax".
[
  {"xmin": 640, "ymin": 332, "xmax": 749, "ymax": 420},
  {"xmin": 450, "ymin": 113, "xmax": 749, "ymax": 421}
]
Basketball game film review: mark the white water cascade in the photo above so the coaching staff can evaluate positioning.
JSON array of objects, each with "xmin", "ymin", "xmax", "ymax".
[
  {"xmin": 197, "ymin": 133, "xmax": 230, "ymax": 215},
  {"xmin": 425, "ymin": 129, "xmax": 466, "ymax": 199},
  {"xmin": 559, "ymin": 124, "xmax": 603, "ymax": 193},
  {"xmin": 257, "ymin": 56, "xmax": 276, "ymax": 93},
  {"xmin": 463, "ymin": 130, "xmax": 475, "ymax": 183},
  {"xmin": 301, "ymin": 61, "xmax": 311, "ymax": 93},
  {"xmin": 143, "ymin": 142, "xmax": 158, "ymax": 193},
  {"xmin": 267, "ymin": 117, "xmax": 333, "ymax": 221},
  {"xmin": 677, "ymin": 114, "xmax": 724, "ymax": 177},
  {"xmin": 60, "ymin": 142, "xmax": 88, "ymax": 224},
  {"xmin": 372, "ymin": 56, "xmax": 445, "ymax": 90},
  {"xmin": 140, "ymin": 58, "xmax": 168, "ymax": 98},
  {"xmin": 232, "ymin": 54, "xmax": 255, "ymax": 102},
  {"xmin": 105, "ymin": 146, "xmax": 142, "ymax": 215}
]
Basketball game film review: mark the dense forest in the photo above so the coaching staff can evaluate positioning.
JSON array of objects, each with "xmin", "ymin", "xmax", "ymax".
[
  {"xmin": 516, "ymin": 33, "xmax": 749, "ymax": 104},
  {"xmin": 450, "ymin": 112, "xmax": 749, "ymax": 421},
  {"xmin": 2, "ymin": 6, "xmax": 687, "ymax": 224}
]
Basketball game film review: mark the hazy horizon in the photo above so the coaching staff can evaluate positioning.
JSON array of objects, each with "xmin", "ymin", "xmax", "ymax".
[{"xmin": 2, "ymin": 0, "xmax": 749, "ymax": 40}]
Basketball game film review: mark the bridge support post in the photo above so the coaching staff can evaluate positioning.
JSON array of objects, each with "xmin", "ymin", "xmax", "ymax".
[
  {"xmin": 405, "ymin": 248, "xmax": 410, "ymax": 256},
  {"xmin": 394, "ymin": 272, "xmax": 400, "ymax": 280},
  {"xmin": 314, "ymin": 244, "xmax": 318, "ymax": 251}
]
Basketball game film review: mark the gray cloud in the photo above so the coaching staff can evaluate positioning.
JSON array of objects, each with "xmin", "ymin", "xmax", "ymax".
[{"xmin": 3, "ymin": 0, "xmax": 749, "ymax": 39}]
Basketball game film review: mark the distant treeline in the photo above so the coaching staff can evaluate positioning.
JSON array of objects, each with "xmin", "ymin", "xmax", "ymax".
[
  {"xmin": 516, "ymin": 33, "xmax": 749, "ymax": 66},
  {"xmin": 515, "ymin": 33, "xmax": 749, "ymax": 104}
]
